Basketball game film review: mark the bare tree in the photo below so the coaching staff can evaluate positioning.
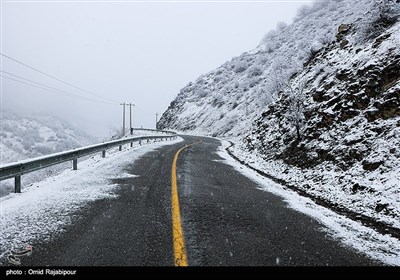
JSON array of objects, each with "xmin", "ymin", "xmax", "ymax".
[
  {"xmin": 266, "ymin": 64, "xmax": 288, "ymax": 102},
  {"xmin": 266, "ymin": 62, "xmax": 306, "ymax": 141},
  {"xmin": 285, "ymin": 83, "xmax": 306, "ymax": 142},
  {"xmin": 358, "ymin": 0, "xmax": 399, "ymax": 42}
]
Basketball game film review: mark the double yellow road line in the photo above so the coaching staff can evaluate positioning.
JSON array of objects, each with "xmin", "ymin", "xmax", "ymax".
[{"xmin": 171, "ymin": 140, "xmax": 202, "ymax": 267}]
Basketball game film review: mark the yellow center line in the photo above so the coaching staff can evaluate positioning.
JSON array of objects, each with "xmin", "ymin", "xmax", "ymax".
[{"xmin": 171, "ymin": 140, "xmax": 202, "ymax": 267}]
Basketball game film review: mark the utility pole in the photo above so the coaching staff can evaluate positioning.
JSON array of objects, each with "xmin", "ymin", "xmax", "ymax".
[
  {"xmin": 128, "ymin": 103, "xmax": 135, "ymax": 135},
  {"xmin": 120, "ymin": 103, "xmax": 126, "ymax": 136},
  {"xmin": 156, "ymin": 112, "xmax": 159, "ymax": 130}
]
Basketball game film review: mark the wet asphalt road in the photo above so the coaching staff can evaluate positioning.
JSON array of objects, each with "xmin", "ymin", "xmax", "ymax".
[{"xmin": 23, "ymin": 136, "xmax": 378, "ymax": 266}]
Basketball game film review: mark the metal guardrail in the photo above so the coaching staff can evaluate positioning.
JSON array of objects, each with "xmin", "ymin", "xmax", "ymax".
[
  {"xmin": 0, "ymin": 132, "xmax": 177, "ymax": 193},
  {"xmin": 131, "ymin": 128, "xmax": 176, "ymax": 135}
]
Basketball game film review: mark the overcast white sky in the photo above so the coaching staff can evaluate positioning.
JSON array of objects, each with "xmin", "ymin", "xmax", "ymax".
[{"xmin": 1, "ymin": 0, "xmax": 310, "ymax": 137}]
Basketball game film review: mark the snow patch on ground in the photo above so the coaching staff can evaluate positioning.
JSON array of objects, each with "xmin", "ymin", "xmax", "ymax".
[
  {"xmin": 217, "ymin": 140, "xmax": 400, "ymax": 266},
  {"xmin": 0, "ymin": 137, "xmax": 183, "ymax": 264},
  {"xmin": 115, "ymin": 173, "xmax": 140, "ymax": 179}
]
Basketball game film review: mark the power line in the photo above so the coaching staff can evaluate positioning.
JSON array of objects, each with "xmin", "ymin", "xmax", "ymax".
[
  {"xmin": 1, "ymin": 74, "xmax": 83, "ymax": 99},
  {"xmin": 0, "ymin": 70, "xmax": 117, "ymax": 104},
  {"xmin": 0, "ymin": 52, "xmax": 118, "ymax": 103},
  {"xmin": 0, "ymin": 74, "xmax": 117, "ymax": 105}
]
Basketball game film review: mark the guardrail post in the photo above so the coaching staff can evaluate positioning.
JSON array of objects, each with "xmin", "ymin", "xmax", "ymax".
[
  {"xmin": 139, "ymin": 140, "xmax": 141, "ymax": 146},
  {"xmin": 119, "ymin": 145, "xmax": 122, "ymax": 151},
  {"xmin": 102, "ymin": 150, "xmax": 106, "ymax": 158},
  {"xmin": 73, "ymin": 159, "xmax": 78, "ymax": 170},
  {"xmin": 15, "ymin": 176, "xmax": 21, "ymax": 193}
]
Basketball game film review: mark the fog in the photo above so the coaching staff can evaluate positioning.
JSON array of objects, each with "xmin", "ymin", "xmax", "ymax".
[{"xmin": 1, "ymin": 0, "xmax": 308, "ymax": 137}]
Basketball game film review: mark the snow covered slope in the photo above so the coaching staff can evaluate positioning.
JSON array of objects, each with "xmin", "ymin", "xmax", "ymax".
[
  {"xmin": 159, "ymin": 0, "xmax": 400, "ymax": 230},
  {"xmin": 239, "ymin": 19, "xmax": 400, "ymax": 229},
  {"xmin": 0, "ymin": 111, "xmax": 96, "ymax": 164},
  {"xmin": 159, "ymin": 0, "xmax": 394, "ymax": 137}
]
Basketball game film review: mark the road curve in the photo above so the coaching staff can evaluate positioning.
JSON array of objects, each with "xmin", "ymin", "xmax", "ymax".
[{"xmin": 23, "ymin": 136, "xmax": 378, "ymax": 266}]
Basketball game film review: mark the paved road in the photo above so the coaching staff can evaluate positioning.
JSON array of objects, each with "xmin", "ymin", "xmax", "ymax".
[{"xmin": 24, "ymin": 136, "xmax": 378, "ymax": 266}]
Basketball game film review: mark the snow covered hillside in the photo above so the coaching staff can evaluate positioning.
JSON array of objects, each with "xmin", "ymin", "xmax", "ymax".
[
  {"xmin": 0, "ymin": 111, "xmax": 96, "ymax": 164},
  {"xmin": 0, "ymin": 111, "xmax": 97, "ymax": 196},
  {"xmin": 240, "ymin": 19, "xmax": 400, "ymax": 229},
  {"xmin": 159, "ymin": 0, "xmax": 400, "ymax": 231},
  {"xmin": 159, "ymin": 0, "xmax": 397, "ymax": 137}
]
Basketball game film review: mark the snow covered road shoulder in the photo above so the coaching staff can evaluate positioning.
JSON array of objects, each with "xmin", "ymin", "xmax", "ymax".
[
  {"xmin": 0, "ymin": 137, "xmax": 183, "ymax": 264},
  {"xmin": 217, "ymin": 140, "xmax": 400, "ymax": 266}
]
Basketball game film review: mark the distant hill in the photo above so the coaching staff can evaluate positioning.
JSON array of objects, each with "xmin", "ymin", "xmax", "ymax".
[{"xmin": 0, "ymin": 110, "xmax": 96, "ymax": 164}]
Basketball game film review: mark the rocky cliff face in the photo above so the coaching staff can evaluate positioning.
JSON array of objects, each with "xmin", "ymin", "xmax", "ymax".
[{"xmin": 246, "ymin": 22, "xmax": 400, "ymax": 171}]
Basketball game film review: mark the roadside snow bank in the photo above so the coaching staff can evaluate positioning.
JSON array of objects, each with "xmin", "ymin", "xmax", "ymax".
[{"xmin": 218, "ymin": 140, "xmax": 400, "ymax": 266}]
